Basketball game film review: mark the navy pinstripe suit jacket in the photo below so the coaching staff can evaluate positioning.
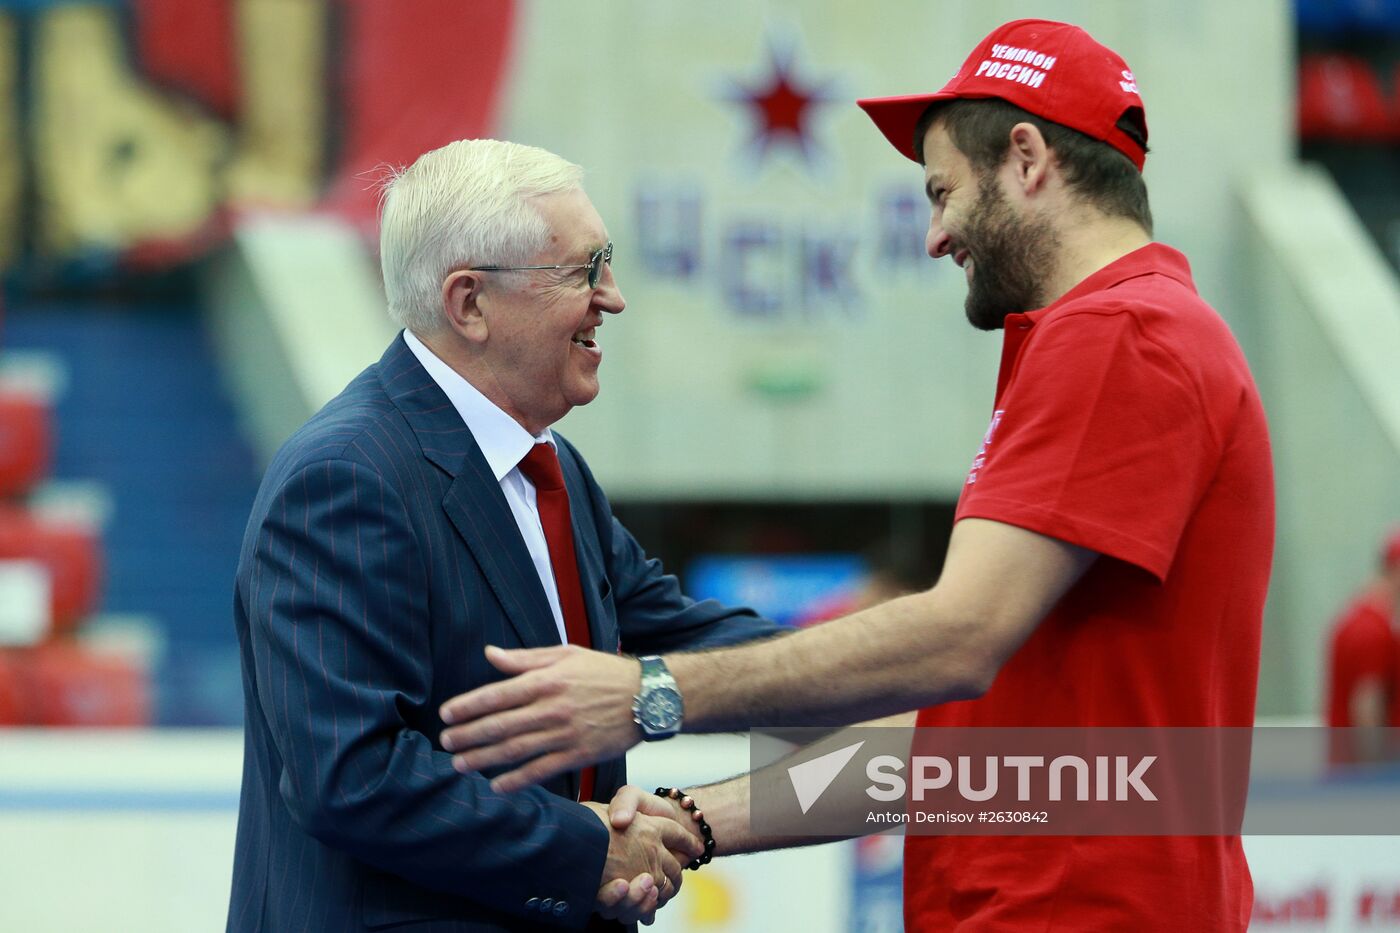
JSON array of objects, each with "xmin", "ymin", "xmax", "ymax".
[{"xmin": 227, "ymin": 334, "xmax": 778, "ymax": 932}]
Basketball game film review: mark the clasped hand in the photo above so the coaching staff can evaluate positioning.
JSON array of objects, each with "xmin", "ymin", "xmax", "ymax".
[
  {"xmin": 437, "ymin": 649, "xmax": 702, "ymax": 921},
  {"xmin": 588, "ymin": 786, "xmax": 704, "ymax": 925}
]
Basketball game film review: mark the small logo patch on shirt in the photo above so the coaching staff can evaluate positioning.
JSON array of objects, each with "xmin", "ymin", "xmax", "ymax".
[{"xmin": 967, "ymin": 409, "xmax": 1005, "ymax": 485}]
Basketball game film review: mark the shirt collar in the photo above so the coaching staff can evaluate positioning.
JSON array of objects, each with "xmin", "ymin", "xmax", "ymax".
[
  {"xmin": 403, "ymin": 329, "xmax": 553, "ymax": 482},
  {"xmin": 1017, "ymin": 242, "xmax": 1195, "ymax": 327}
]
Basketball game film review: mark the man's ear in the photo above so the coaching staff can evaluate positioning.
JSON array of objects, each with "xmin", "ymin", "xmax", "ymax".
[
  {"xmin": 1006, "ymin": 122, "xmax": 1052, "ymax": 196},
  {"xmin": 442, "ymin": 269, "xmax": 490, "ymax": 343}
]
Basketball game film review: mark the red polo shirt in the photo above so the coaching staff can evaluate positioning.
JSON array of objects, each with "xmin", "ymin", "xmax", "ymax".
[
  {"xmin": 905, "ymin": 244, "xmax": 1274, "ymax": 932},
  {"xmin": 1326, "ymin": 594, "xmax": 1396, "ymax": 728}
]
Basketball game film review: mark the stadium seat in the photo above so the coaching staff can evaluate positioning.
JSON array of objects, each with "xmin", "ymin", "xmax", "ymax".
[
  {"xmin": 0, "ymin": 507, "xmax": 102, "ymax": 633},
  {"xmin": 0, "ymin": 650, "xmax": 23, "ymax": 724},
  {"xmin": 1298, "ymin": 54, "xmax": 1395, "ymax": 142},
  {"xmin": 20, "ymin": 640, "xmax": 149, "ymax": 726},
  {"xmin": 0, "ymin": 392, "xmax": 52, "ymax": 498}
]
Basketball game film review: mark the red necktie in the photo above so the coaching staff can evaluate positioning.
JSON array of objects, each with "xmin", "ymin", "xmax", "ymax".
[{"xmin": 517, "ymin": 443, "xmax": 596, "ymax": 802}]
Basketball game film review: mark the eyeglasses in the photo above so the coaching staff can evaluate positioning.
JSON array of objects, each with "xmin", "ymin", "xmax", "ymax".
[{"xmin": 470, "ymin": 242, "xmax": 613, "ymax": 289}]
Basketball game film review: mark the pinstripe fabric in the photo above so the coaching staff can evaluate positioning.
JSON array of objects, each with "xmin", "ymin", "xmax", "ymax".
[{"xmin": 228, "ymin": 334, "xmax": 779, "ymax": 932}]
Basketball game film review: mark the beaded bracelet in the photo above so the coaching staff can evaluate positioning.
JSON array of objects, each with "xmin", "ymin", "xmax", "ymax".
[{"xmin": 655, "ymin": 787, "xmax": 716, "ymax": 870}]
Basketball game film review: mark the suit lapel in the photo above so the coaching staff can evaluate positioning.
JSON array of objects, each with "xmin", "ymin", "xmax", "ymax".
[
  {"xmin": 380, "ymin": 335, "xmax": 627, "ymax": 800},
  {"xmin": 379, "ymin": 334, "xmax": 560, "ymax": 649},
  {"xmin": 440, "ymin": 467, "xmax": 562, "ymax": 649}
]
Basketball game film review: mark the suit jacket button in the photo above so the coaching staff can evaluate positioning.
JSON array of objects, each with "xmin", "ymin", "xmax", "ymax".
[
  {"xmin": 539, "ymin": 898, "xmax": 554, "ymax": 911},
  {"xmin": 525, "ymin": 897, "xmax": 540, "ymax": 911},
  {"xmin": 553, "ymin": 901, "xmax": 570, "ymax": 917}
]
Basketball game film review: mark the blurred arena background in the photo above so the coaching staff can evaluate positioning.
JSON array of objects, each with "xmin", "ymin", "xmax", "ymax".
[{"xmin": 0, "ymin": 0, "xmax": 1397, "ymax": 929}]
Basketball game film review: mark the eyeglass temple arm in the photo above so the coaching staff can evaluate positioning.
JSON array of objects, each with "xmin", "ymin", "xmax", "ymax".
[
  {"xmin": 470, "ymin": 243, "xmax": 609, "ymax": 273},
  {"xmin": 468, "ymin": 262, "xmax": 589, "ymax": 272}
]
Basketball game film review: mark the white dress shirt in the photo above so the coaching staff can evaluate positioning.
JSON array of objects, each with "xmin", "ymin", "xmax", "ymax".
[{"xmin": 404, "ymin": 329, "xmax": 570, "ymax": 644}]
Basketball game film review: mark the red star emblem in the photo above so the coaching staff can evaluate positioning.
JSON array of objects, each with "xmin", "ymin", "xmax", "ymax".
[{"xmin": 728, "ymin": 43, "xmax": 835, "ymax": 162}]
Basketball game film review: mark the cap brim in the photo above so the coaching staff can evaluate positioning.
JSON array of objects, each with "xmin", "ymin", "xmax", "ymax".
[{"xmin": 857, "ymin": 92, "xmax": 956, "ymax": 164}]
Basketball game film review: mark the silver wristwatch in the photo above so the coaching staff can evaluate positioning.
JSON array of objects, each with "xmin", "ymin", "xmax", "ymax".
[{"xmin": 631, "ymin": 656, "xmax": 683, "ymax": 741}]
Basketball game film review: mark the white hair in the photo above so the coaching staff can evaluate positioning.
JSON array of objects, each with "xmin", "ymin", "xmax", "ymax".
[{"xmin": 378, "ymin": 139, "xmax": 584, "ymax": 335}]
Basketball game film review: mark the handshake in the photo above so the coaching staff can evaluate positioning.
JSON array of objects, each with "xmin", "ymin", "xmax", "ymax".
[{"xmin": 585, "ymin": 786, "xmax": 710, "ymax": 926}]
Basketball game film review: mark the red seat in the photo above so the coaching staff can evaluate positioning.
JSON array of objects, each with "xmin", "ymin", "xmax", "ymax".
[
  {"xmin": 0, "ymin": 650, "xmax": 24, "ymax": 724},
  {"xmin": 0, "ymin": 506, "xmax": 103, "ymax": 633},
  {"xmin": 21, "ymin": 640, "xmax": 149, "ymax": 726},
  {"xmin": 0, "ymin": 393, "xmax": 52, "ymax": 498},
  {"xmin": 1298, "ymin": 54, "xmax": 1395, "ymax": 142}
]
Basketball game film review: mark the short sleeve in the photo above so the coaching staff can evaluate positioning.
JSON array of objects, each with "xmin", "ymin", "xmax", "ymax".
[{"xmin": 957, "ymin": 309, "xmax": 1216, "ymax": 581}]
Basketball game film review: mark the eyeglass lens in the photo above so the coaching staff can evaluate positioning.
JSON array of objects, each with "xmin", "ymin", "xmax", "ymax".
[{"xmin": 588, "ymin": 243, "xmax": 612, "ymax": 288}]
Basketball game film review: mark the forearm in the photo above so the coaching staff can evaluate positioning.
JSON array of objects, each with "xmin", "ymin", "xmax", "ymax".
[
  {"xmin": 686, "ymin": 713, "xmax": 917, "ymax": 856},
  {"xmin": 667, "ymin": 591, "xmax": 988, "ymax": 732},
  {"xmin": 666, "ymin": 520, "xmax": 1095, "ymax": 733},
  {"xmin": 1350, "ymin": 679, "xmax": 1387, "ymax": 729},
  {"xmin": 1348, "ymin": 679, "xmax": 1388, "ymax": 761},
  {"xmin": 698, "ymin": 772, "xmax": 832, "ymax": 856},
  {"xmin": 439, "ymin": 520, "xmax": 1094, "ymax": 794}
]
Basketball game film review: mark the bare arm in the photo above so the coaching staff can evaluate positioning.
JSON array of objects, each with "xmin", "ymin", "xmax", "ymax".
[
  {"xmin": 441, "ymin": 519, "xmax": 1095, "ymax": 791},
  {"xmin": 1350, "ymin": 677, "xmax": 1388, "ymax": 729},
  {"xmin": 672, "ymin": 516, "xmax": 1087, "ymax": 728},
  {"xmin": 1344, "ymin": 677, "xmax": 1391, "ymax": 764}
]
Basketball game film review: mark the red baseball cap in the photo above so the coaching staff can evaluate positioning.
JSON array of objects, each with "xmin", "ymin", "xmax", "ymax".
[{"xmin": 857, "ymin": 19, "xmax": 1148, "ymax": 171}]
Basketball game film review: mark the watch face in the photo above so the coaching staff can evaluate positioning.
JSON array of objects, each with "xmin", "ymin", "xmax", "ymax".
[{"xmin": 641, "ymin": 687, "xmax": 683, "ymax": 731}]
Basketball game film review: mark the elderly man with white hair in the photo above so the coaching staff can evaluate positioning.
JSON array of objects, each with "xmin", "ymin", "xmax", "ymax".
[{"xmin": 227, "ymin": 139, "xmax": 778, "ymax": 933}]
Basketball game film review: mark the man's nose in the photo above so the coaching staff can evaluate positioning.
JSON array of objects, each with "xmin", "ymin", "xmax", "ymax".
[
  {"xmin": 926, "ymin": 221, "xmax": 952, "ymax": 260},
  {"xmin": 596, "ymin": 262, "xmax": 625, "ymax": 314}
]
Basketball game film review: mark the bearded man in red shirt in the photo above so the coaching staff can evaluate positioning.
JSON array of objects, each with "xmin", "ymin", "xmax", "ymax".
[{"xmin": 438, "ymin": 20, "xmax": 1275, "ymax": 931}]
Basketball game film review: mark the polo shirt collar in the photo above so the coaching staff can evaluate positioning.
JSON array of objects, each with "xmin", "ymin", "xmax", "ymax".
[
  {"xmin": 993, "ymin": 243, "xmax": 1193, "ymax": 403},
  {"xmin": 1013, "ymin": 242, "xmax": 1194, "ymax": 329},
  {"xmin": 403, "ymin": 329, "xmax": 553, "ymax": 482}
]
